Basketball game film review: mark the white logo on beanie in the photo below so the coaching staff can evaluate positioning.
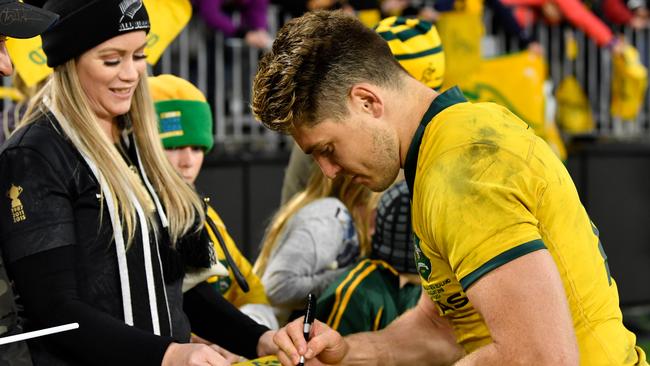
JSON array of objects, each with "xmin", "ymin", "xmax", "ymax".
[
  {"xmin": 119, "ymin": 0, "xmax": 143, "ymax": 22},
  {"xmin": 118, "ymin": 0, "xmax": 149, "ymax": 32}
]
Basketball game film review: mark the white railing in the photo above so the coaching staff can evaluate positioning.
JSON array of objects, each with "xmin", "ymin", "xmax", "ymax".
[{"xmin": 151, "ymin": 8, "xmax": 291, "ymax": 153}]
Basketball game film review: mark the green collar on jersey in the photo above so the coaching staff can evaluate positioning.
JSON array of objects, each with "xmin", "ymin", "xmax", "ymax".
[{"xmin": 404, "ymin": 86, "xmax": 467, "ymax": 199}]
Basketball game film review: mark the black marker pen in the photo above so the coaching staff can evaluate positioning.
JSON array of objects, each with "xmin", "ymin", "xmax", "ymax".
[{"xmin": 298, "ymin": 293, "xmax": 316, "ymax": 366}]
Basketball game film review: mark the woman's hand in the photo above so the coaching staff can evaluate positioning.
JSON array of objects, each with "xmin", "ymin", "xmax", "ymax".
[
  {"xmin": 162, "ymin": 342, "xmax": 232, "ymax": 366},
  {"xmin": 257, "ymin": 330, "xmax": 280, "ymax": 357},
  {"xmin": 190, "ymin": 334, "xmax": 242, "ymax": 363}
]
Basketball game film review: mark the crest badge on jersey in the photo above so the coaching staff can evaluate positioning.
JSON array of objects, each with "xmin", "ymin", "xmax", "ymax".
[{"xmin": 413, "ymin": 234, "xmax": 431, "ymax": 279}]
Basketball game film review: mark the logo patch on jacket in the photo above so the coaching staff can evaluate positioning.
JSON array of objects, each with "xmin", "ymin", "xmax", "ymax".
[{"xmin": 7, "ymin": 184, "xmax": 26, "ymax": 223}]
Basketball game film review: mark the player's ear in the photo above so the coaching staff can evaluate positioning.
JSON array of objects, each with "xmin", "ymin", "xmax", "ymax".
[{"xmin": 349, "ymin": 83, "xmax": 383, "ymax": 118}]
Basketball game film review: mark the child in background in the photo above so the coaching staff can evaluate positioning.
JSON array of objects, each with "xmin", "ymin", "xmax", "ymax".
[
  {"xmin": 254, "ymin": 168, "xmax": 379, "ymax": 326},
  {"xmin": 149, "ymin": 74, "xmax": 278, "ymax": 330},
  {"xmin": 316, "ymin": 181, "xmax": 421, "ymax": 335}
]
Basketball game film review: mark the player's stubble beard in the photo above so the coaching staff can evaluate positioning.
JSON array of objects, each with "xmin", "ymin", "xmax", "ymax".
[{"xmin": 366, "ymin": 124, "xmax": 400, "ymax": 192}]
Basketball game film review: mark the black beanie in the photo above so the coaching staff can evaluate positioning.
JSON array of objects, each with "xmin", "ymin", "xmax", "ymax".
[
  {"xmin": 26, "ymin": 0, "xmax": 150, "ymax": 67},
  {"xmin": 371, "ymin": 180, "xmax": 416, "ymax": 274}
]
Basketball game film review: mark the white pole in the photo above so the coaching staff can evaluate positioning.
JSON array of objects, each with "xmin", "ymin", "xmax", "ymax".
[{"xmin": 0, "ymin": 323, "xmax": 79, "ymax": 345}]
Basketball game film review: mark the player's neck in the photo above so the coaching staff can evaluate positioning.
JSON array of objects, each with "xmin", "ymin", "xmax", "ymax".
[{"xmin": 393, "ymin": 77, "xmax": 438, "ymax": 167}]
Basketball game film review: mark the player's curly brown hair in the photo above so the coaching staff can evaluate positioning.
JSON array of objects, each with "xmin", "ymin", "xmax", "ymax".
[{"xmin": 252, "ymin": 10, "xmax": 406, "ymax": 134}]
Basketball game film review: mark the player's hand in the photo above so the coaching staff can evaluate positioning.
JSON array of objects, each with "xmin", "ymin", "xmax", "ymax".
[
  {"xmin": 274, "ymin": 318, "xmax": 349, "ymax": 366},
  {"xmin": 162, "ymin": 342, "xmax": 232, "ymax": 366}
]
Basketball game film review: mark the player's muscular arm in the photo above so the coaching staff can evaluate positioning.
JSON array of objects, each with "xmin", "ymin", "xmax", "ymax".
[
  {"xmin": 454, "ymin": 249, "xmax": 579, "ymax": 366},
  {"xmin": 274, "ymin": 291, "xmax": 463, "ymax": 366},
  {"xmin": 366, "ymin": 291, "xmax": 464, "ymax": 366}
]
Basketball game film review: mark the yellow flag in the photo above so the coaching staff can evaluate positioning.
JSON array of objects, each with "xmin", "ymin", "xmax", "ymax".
[
  {"xmin": 437, "ymin": 10, "xmax": 484, "ymax": 91},
  {"xmin": 357, "ymin": 9, "xmax": 381, "ymax": 28},
  {"xmin": 556, "ymin": 75, "xmax": 595, "ymax": 134},
  {"xmin": 144, "ymin": 0, "xmax": 192, "ymax": 65},
  {"xmin": 6, "ymin": 0, "xmax": 191, "ymax": 87},
  {"xmin": 611, "ymin": 44, "xmax": 648, "ymax": 121},
  {"xmin": 462, "ymin": 50, "xmax": 547, "ymax": 137},
  {"xmin": 6, "ymin": 36, "xmax": 51, "ymax": 88},
  {"xmin": 0, "ymin": 87, "xmax": 24, "ymax": 102},
  {"xmin": 565, "ymin": 30, "xmax": 578, "ymax": 61}
]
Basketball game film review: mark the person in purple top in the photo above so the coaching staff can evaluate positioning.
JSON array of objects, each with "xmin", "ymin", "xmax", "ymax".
[{"xmin": 192, "ymin": 0, "xmax": 272, "ymax": 49}]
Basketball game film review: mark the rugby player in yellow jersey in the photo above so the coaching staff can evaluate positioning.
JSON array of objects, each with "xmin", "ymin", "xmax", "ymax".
[{"xmin": 252, "ymin": 10, "xmax": 647, "ymax": 366}]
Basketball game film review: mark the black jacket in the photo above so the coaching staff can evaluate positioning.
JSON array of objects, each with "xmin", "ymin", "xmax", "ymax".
[{"xmin": 0, "ymin": 114, "xmax": 267, "ymax": 365}]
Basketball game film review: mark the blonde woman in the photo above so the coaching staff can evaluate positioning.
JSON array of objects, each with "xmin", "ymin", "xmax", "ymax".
[
  {"xmin": 254, "ymin": 168, "xmax": 378, "ymax": 325},
  {"xmin": 0, "ymin": 1, "xmax": 274, "ymax": 365}
]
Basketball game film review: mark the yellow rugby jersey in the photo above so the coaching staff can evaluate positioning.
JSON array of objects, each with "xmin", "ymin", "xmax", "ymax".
[
  {"xmin": 404, "ymin": 87, "xmax": 646, "ymax": 365},
  {"xmin": 205, "ymin": 205, "xmax": 270, "ymax": 307}
]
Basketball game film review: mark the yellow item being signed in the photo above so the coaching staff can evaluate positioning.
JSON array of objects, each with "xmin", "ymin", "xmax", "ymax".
[{"xmin": 233, "ymin": 355, "xmax": 280, "ymax": 366}]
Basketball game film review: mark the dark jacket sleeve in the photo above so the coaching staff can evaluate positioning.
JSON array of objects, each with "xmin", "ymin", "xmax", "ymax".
[
  {"xmin": 0, "ymin": 141, "xmax": 174, "ymax": 365},
  {"xmin": 183, "ymin": 282, "xmax": 269, "ymax": 359},
  {"xmin": 8, "ymin": 246, "xmax": 174, "ymax": 366}
]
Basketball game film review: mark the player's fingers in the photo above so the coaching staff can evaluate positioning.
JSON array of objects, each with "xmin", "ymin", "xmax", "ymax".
[
  {"xmin": 286, "ymin": 316, "xmax": 309, "ymax": 354},
  {"xmin": 304, "ymin": 320, "xmax": 347, "ymax": 363},
  {"xmin": 277, "ymin": 349, "xmax": 297, "ymax": 366}
]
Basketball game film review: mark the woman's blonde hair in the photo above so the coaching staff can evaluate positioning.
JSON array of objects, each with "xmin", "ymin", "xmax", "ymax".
[
  {"xmin": 254, "ymin": 167, "xmax": 379, "ymax": 276},
  {"xmin": 20, "ymin": 60, "xmax": 204, "ymax": 246}
]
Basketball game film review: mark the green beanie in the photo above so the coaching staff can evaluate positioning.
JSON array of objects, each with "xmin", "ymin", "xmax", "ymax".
[{"xmin": 149, "ymin": 74, "xmax": 214, "ymax": 152}]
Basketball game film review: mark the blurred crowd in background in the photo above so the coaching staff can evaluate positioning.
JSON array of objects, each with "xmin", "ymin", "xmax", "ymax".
[{"xmin": 2, "ymin": 0, "xmax": 649, "ymax": 155}]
